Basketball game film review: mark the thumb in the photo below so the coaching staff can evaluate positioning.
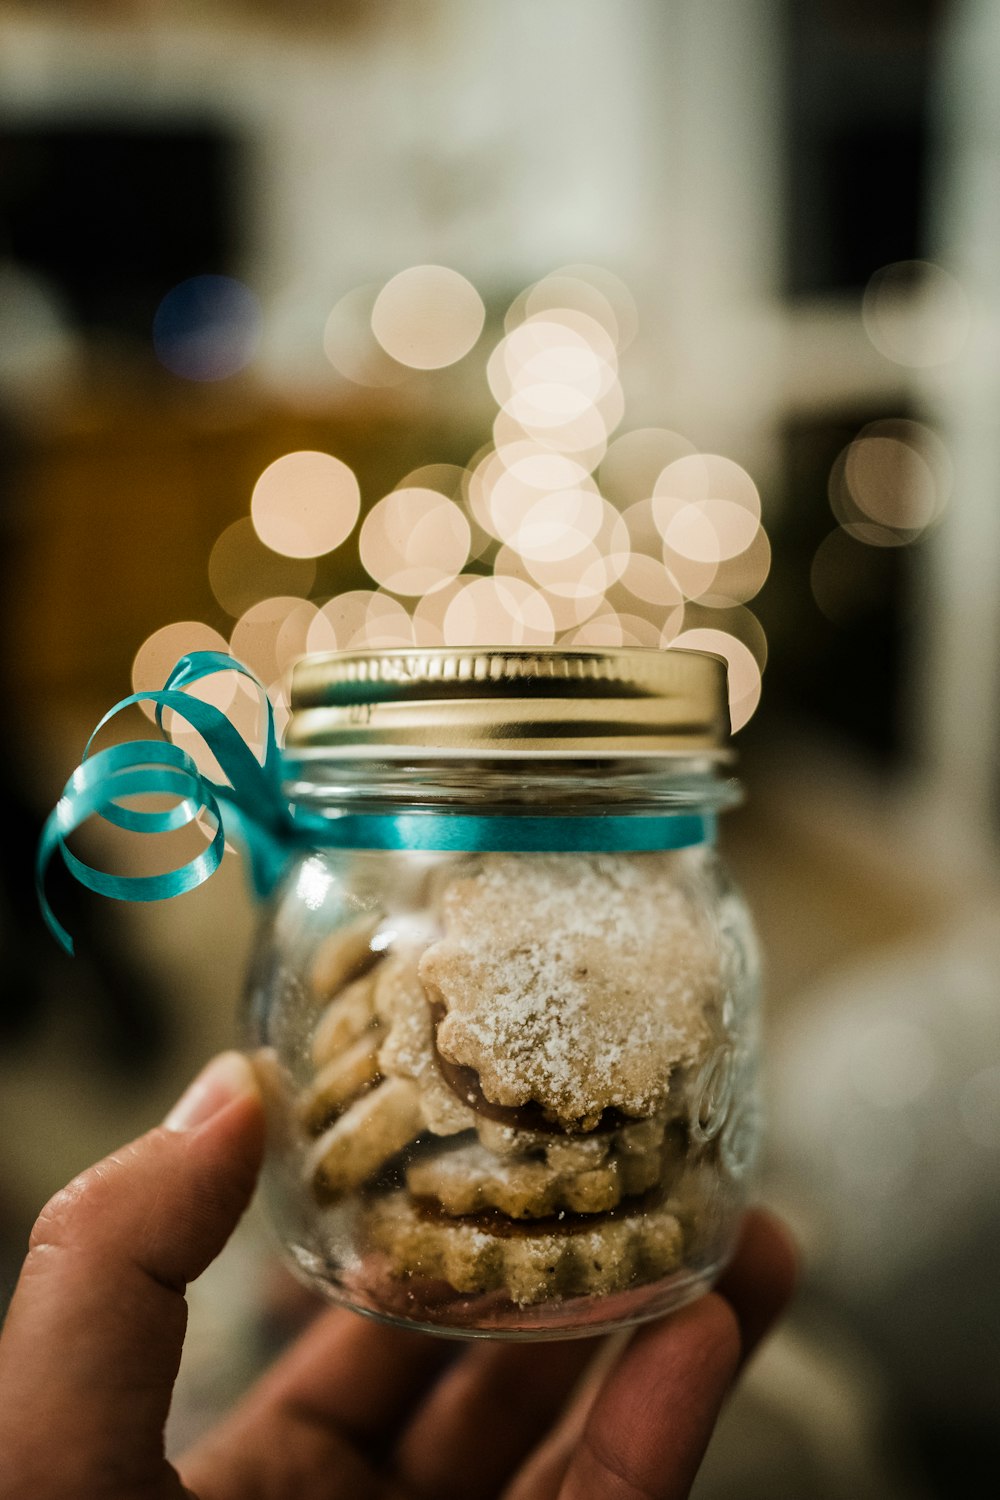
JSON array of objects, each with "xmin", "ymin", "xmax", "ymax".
[{"xmin": 0, "ymin": 1051, "xmax": 265, "ymax": 1500}]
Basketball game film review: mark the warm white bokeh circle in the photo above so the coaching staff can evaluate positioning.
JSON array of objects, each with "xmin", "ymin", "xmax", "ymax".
[
  {"xmin": 132, "ymin": 621, "xmax": 233, "ymax": 723},
  {"xmin": 827, "ymin": 420, "xmax": 951, "ymax": 547},
  {"xmin": 229, "ymin": 596, "xmax": 310, "ymax": 684},
  {"xmin": 208, "ymin": 517, "xmax": 316, "ymax": 618},
  {"xmin": 359, "ymin": 487, "xmax": 471, "ymax": 596},
  {"xmin": 599, "ymin": 428, "xmax": 697, "ymax": 508},
  {"xmin": 443, "ymin": 575, "xmax": 556, "ymax": 647},
  {"xmin": 324, "ymin": 284, "xmax": 408, "ymax": 387},
  {"xmin": 251, "ymin": 450, "xmax": 361, "ymax": 558},
  {"xmin": 669, "ymin": 628, "xmax": 762, "ymax": 732},
  {"xmin": 371, "ymin": 265, "xmax": 485, "ymax": 370},
  {"xmin": 306, "ymin": 591, "xmax": 416, "ymax": 652},
  {"xmin": 862, "ymin": 259, "xmax": 970, "ymax": 369}
]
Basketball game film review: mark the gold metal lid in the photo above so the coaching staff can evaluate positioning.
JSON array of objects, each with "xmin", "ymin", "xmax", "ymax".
[{"xmin": 286, "ymin": 647, "xmax": 729, "ymax": 757}]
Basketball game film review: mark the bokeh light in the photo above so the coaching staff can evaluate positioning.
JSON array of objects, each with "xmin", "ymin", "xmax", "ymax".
[
  {"xmin": 153, "ymin": 275, "xmax": 262, "ymax": 382},
  {"xmin": 574, "ymin": 500, "xmax": 632, "ymax": 592},
  {"xmin": 132, "ymin": 621, "xmax": 233, "ymax": 723},
  {"xmin": 359, "ymin": 487, "xmax": 471, "ymax": 596},
  {"xmin": 828, "ymin": 419, "xmax": 951, "ymax": 547},
  {"xmin": 599, "ymin": 428, "xmax": 697, "ymax": 508},
  {"xmin": 468, "ymin": 445, "xmax": 594, "ymax": 549},
  {"xmin": 489, "ymin": 318, "xmax": 618, "ymax": 410},
  {"xmin": 810, "ymin": 527, "xmax": 891, "ymax": 626},
  {"xmin": 307, "ymin": 592, "xmax": 375, "ymax": 653},
  {"xmin": 307, "ymin": 590, "xmax": 416, "ymax": 652},
  {"xmin": 621, "ymin": 498, "xmax": 667, "ymax": 557},
  {"xmin": 517, "ymin": 274, "xmax": 622, "ymax": 347},
  {"xmin": 556, "ymin": 263, "xmax": 639, "ymax": 349},
  {"xmin": 862, "ymin": 259, "xmax": 970, "ymax": 368},
  {"xmin": 443, "ymin": 575, "xmax": 556, "ymax": 647},
  {"xmin": 508, "ymin": 488, "xmax": 605, "ymax": 563},
  {"xmin": 371, "ymin": 265, "xmax": 485, "ymax": 370},
  {"xmin": 494, "ymin": 542, "xmax": 605, "ymax": 628},
  {"xmin": 492, "ymin": 472, "xmax": 602, "ymax": 560},
  {"xmin": 699, "ymin": 526, "xmax": 772, "ymax": 608},
  {"xmin": 323, "ymin": 284, "xmax": 409, "ymax": 387},
  {"xmin": 230, "ymin": 596, "xmax": 311, "ymax": 685},
  {"xmin": 559, "ymin": 610, "xmax": 665, "ymax": 648},
  {"xmin": 463, "ymin": 446, "xmax": 506, "ymax": 541},
  {"xmin": 653, "ymin": 454, "xmax": 761, "ymax": 541},
  {"xmin": 397, "ymin": 462, "xmax": 467, "ymax": 499},
  {"xmin": 500, "ymin": 401, "xmax": 613, "ymax": 463},
  {"xmin": 521, "ymin": 538, "xmax": 606, "ymax": 598},
  {"xmin": 251, "ymin": 450, "xmax": 361, "ymax": 558},
  {"xmin": 660, "ymin": 540, "xmax": 718, "ymax": 602},
  {"xmin": 613, "ymin": 613, "xmax": 665, "ymax": 646},
  {"xmin": 615, "ymin": 552, "xmax": 687, "ymax": 608},
  {"xmin": 274, "ymin": 598, "xmax": 321, "ymax": 671},
  {"xmin": 411, "ymin": 573, "xmax": 482, "ymax": 646},
  {"xmin": 167, "ymin": 676, "xmax": 269, "ymax": 777},
  {"xmin": 133, "ymin": 620, "xmax": 267, "ymax": 785},
  {"xmin": 669, "ymin": 628, "xmax": 763, "ymax": 733},
  {"xmin": 489, "ymin": 308, "xmax": 622, "ymax": 463},
  {"xmin": 154, "ymin": 266, "xmax": 773, "ymax": 736},
  {"xmin": 361, "ymin": 595, "xmax": 418, "ymax": 647},
  {"xmin": 506, "ymin": 267, "xmax": 637, "ymax": 352},
  {"xmin": 846, "ymin": 437, "xmax": 936, "ymax": 534},
  {"xmin": 649, "ymin": 453, "xmax": 764, "ymax": 600},
  {"xmin": 685, "ymin": 603, "xmax": 768, "ymax": 673},
  {"xmin": 408, "ymin": 458, "xmax": 492, "ymax": 560},
  {"xmin": 603, "ymin": 568, "xmax": 685, "ymax": 645},
  {"xmin": 209, "ymin": 517, "xmax": 316, "ymax": 618},
  {"xmin": 559, "ymin": 611, "xmax": 628, "ymax": 647}
]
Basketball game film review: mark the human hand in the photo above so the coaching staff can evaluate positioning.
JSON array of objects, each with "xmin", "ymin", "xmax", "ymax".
[{"xmin": 0, "ymin": 1052, "xmax": 795, "ymax": 1500}]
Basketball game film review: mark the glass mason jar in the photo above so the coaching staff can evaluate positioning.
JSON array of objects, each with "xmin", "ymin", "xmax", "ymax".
[{"xmin": 244, "ymin": 646, "xmax": 760, "ymax": 1339}]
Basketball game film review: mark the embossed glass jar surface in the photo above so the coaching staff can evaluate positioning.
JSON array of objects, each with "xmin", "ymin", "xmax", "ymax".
[{"xmin": 243, "ymin": 648, "xmax": 761, "ymax": 1340}]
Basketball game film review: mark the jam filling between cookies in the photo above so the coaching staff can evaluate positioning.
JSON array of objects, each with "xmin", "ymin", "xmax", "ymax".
[{"xmin": 410, "ymin": 1185, "xmax": 666, "ymax": 1238}]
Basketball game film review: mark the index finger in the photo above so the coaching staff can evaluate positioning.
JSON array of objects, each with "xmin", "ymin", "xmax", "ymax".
[
  {"xmin": 502, "ymin": 1208, "xmax": 796, "ymax": 1500},
  {"xmin": 556, "ymin": 1209, "xmax": 797, "ymax": 1500},
  {"xmin": 554, "ymin": 1294, "xmax": 741, "ymax": 1500}
]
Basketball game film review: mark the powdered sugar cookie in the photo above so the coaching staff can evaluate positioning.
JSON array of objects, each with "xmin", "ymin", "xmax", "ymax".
[
  {"xmin": 372, "ymin": 952, "xmax": 476, "ymax": 1136},
  {"xmin": 310, "ymin": 911, "xmax": 383, "ymax": 999},
  {"xmin": 298, "ymin": 1030, "xmax": 382, "ymax": 1133},
  {"xmin": 366, "ymin": 1190, "xmax": 685, "ymax": 1305},
  {"xmin": 311, "ymin": 971, "xmax": 379, "ymax": 1067},
  {"xmin": 406, "ymin": 1140, "xmax": 622, "ymax": 1218},
  {"xmin": 307, "ymin": 1077, "xmax": 423, "ymax": 1198},
  {"xmin": 420, "ymin": 853, "xmax": 720, "ymax": 1130}
]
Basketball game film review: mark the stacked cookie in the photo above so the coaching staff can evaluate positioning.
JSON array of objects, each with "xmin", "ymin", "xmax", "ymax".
[{"xmin": 298, "ymin": 852, "xmax": 721, "ymax": 1307}]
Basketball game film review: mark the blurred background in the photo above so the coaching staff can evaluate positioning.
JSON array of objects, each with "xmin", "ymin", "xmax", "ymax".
[{"xmin": 1, "ymin": 1, "xmax": 998, "ymax": 1494}]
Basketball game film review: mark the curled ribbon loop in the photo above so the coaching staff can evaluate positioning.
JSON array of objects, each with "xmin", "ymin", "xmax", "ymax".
[{"xmin": 36, "ymin": 652, "xmax": 287, "ymax": 955}]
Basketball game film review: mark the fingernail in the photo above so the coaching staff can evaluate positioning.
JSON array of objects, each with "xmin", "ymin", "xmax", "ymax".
[{"xmin": 164, "ymin": 1051, "xmax": 258, "ymax": 1132}]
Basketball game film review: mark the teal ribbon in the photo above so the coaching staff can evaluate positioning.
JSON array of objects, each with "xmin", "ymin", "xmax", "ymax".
[
  {"xmin": 300, "ymin": 811, "xmax": 715, "ymax": 853},
  {"xmin": 37, "ymin": 651, "xmax": 715, "ymax": 955}
]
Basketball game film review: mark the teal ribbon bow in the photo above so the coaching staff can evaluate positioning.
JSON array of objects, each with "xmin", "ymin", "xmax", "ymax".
[
  {"xmin": 37, "ymin": 651, "xmax": 715, "ymax": 955},
  {"xmin": 36, "ymin": 651, "xmax": 289, "ymax": 954}
]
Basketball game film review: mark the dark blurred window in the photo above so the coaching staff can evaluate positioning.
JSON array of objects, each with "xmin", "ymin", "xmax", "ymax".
[
  {"xmin": 0, "ymin": 120, "xmax": 241, "ymax": 338},
  {"xmin": 785, "ymin": 1, "xmax": 940, "ymax": 295},
  {"xmin": 762, "ymin": 412, "xmax": 914, "ymax": 764},
  {"xmin": 766, "ymin": 2, "xmax": 945, "ymax": 766}
]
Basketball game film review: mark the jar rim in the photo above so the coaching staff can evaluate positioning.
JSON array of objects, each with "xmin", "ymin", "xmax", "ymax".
[{"xmin": 286, "ymin": 646, "xmax": 730, "ymax": 757}]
